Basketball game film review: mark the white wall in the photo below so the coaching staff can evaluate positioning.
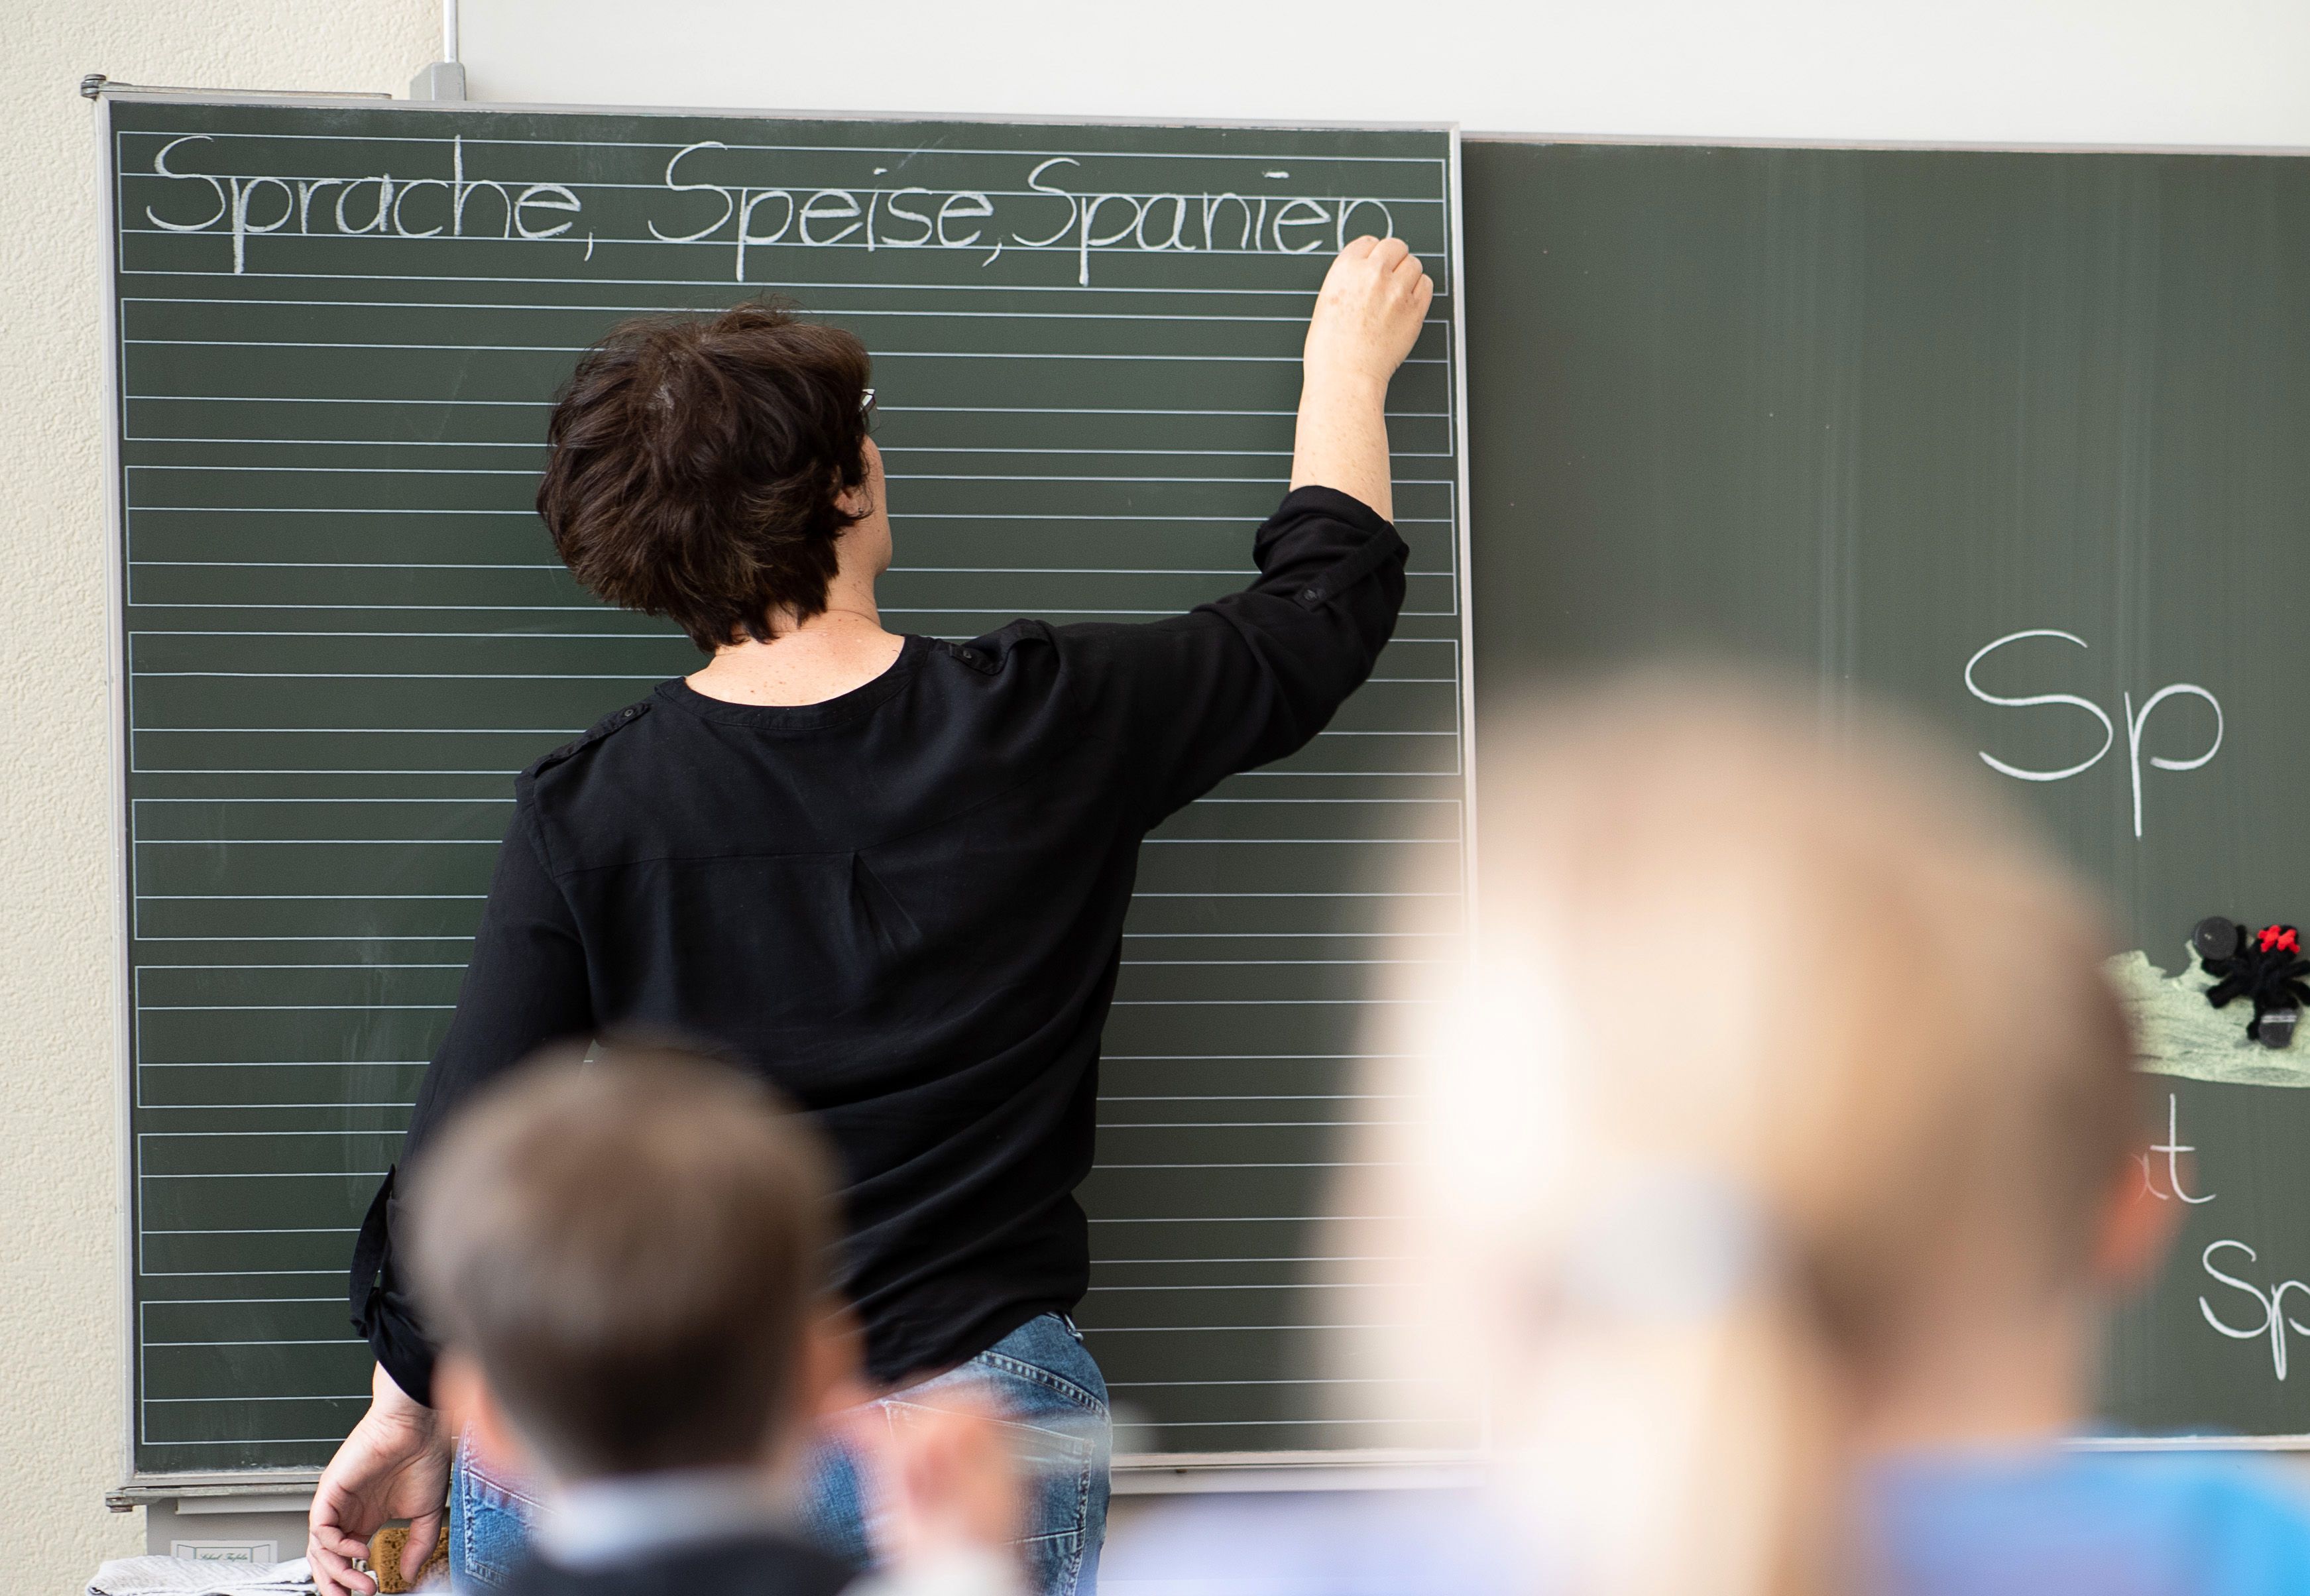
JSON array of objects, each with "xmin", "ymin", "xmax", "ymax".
[
  {"xmin": 0, "ymin": 5, "xmax": 433, "ymax": 1591},
  {"xmin": 462, "ymin": 0, "xmax": 2310, "ymax": 147}
]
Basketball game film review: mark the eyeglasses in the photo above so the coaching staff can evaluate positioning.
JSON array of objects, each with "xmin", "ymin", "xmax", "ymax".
[{"xmin": 859, "ymin": 387, "xmax": 877, "ymax": 420}]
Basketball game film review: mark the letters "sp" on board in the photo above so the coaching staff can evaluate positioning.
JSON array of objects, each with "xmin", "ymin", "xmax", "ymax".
[{"xmin": 1963, "ymin": 629, "xmax": 2222, "ymax": 839}]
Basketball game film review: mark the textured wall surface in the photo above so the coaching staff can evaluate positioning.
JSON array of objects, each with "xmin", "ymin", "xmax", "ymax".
[
  {"xmin": 0, "ymin": 3, "xmax": 432, "ymax": 1587},
  {"xmin": 464, "ymin": 0, "xmax": 2310, "ymax": 144}
]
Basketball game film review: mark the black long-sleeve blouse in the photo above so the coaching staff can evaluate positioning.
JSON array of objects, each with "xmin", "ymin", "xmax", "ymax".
[{"xmin": 351, "ymin": 486, "xmax": 1409, "ymax": 1400}]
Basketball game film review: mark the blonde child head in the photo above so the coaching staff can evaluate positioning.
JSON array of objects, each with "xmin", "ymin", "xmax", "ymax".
[{"xmin": 1346, "ymin": 676, "xmax": 2138, "ymax": 1596}]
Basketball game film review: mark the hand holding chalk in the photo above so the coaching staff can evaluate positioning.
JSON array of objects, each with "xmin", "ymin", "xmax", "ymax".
[
  {"xmin": 1290, "ymin": 237, "xmax": 1435, "ymax": 521},
  {"xmin": 1302, "ymin": 236, "xmax": 1434, "ymax": 398}
]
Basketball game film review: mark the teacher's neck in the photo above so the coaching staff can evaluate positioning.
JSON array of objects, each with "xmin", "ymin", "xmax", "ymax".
[{"xmin": 686, "ymin": 568, "xmax": 905, "ymax": 709}]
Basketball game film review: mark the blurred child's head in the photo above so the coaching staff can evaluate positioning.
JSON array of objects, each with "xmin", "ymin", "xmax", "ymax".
[
  {"xmin": 406, "ymin": 1045, "xmax": 837, "ymax": 1483},
  {"xmin": 1347, "ymin": 675, "xmax": 2148, "ymax": 1596}
]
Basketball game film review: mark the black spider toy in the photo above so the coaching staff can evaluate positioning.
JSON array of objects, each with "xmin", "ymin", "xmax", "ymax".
[{"xmin": 2195, "ymin": 916, "xmax": 2310, "ymax": 1049}]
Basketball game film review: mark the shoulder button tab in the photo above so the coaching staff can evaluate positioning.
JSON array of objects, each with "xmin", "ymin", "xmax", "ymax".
[{"xmin": 533, "ymin": 698, "xmax": 653, "ymax": 773}]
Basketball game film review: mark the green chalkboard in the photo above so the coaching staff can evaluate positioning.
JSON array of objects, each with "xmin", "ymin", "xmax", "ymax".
[
  {"xmin": 1464, "ymin": 138, "xmax": 2310, "ymax": 1438},
  {"xmin": 102, "ymin": 94, "xmax": 1468, "ymax": 1477}
]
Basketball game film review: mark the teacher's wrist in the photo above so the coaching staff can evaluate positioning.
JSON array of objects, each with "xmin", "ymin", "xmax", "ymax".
[
  {"xmin": 373, "ymin": 1361, "xmax": 439, "ymax": 1424},
  {"xmin": 1297, "ymin": 366, "xmax": 1391, "ymax": 412}
]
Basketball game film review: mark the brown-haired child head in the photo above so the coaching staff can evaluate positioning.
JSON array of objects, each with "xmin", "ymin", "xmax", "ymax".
[{"xmin": 404, "ymin": 1045, "xmax": 841, "ymax": 1481}]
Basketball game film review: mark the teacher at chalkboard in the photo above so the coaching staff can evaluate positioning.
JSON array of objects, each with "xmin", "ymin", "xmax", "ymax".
[{"xmin": 308, "ymin": 237, "xmax": 1432, "ymax": 1596}]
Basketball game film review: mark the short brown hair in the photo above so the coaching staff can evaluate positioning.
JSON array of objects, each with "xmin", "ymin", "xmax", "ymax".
[
  {"xmin": 404, "ymin": 1046, "xmax": 833, "ymax": 1477},
  {"xmin": 538, "ymin": 303, "xmax": 874, "ymax": 650}
]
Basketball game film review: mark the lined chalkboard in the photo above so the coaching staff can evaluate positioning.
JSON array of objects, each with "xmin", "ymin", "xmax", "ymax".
[
  {"xmin": 1465, "ymin": 138, "xmax": 2310, "ymax": 1439},
  {"xmin": 103, "ymin": 95, "xmax": 1467, "ymax": 1477}
]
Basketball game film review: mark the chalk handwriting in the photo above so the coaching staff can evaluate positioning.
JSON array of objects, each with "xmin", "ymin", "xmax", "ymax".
[
  {"xmin": 144, "ymin": 135, "xmax": 587, "ymax": 273},
  {"xmin": 2136, "ymin": 1092, "xmax": 2217, "ymax": 1204},
  {"xmin": 1963, "ymin": 629, "xmax": 2223, "ymax": 838},
  {"xmin": 646, "ymin": 145, "xmax": 1399, "ymax": 284},
  {"xmin": 139, "ymin": 135, "xmax": 1409, "ymax": 286},
  {"xmin": 2200, "ymin": 1239, "xmax": 2310, "ymax": 1379}
]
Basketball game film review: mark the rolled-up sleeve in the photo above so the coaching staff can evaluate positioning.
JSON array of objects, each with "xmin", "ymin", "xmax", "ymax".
[
  {"xmin": 349, "ymin": 803, "xmax": 593, "ymax": 1404},
  {"xmin": 1061, "ymin": 485, "xmax": 1410, "ymax": 828}
]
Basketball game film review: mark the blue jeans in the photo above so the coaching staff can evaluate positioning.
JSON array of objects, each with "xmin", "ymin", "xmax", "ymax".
[{"xmin": 449, "ymin": 1312, "xmax": 1112, "ymax": 1595}]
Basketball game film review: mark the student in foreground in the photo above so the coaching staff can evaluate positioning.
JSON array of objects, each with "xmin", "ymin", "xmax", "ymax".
[
  {"xmin": 375, "ymin": 1045, "xmax": 1019, "ymax": 1596},
  {"xmin": 1111, "ymin": 679, "xmax": 2310, "ymax": 1596}
]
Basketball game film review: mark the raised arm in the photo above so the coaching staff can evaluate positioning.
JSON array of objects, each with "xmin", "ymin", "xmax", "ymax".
[
  {"xmin": 1059, "ymin": 238, "xmax": 1434, "ymax": 827},
  {"xmin": 1288, "ymin": 236, "xmax": 1435, "ymax": 520}
]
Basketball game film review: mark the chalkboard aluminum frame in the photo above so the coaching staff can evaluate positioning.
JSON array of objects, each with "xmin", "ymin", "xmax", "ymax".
[
  {"xmin": 98, "ymin": 85, "xmax": 144, "ymax": 1507},
  {"xmin": 93, "ymin": 85, "xmax": 1479, "ymax": 1497}
]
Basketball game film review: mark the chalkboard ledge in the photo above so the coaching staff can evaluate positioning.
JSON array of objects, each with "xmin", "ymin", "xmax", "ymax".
[
  {"xmin": 1112, "ymin": 1450, "xmax": 1481, "ymax": 1495},
  {"xmin": 108, "ymin": 1471, "xmax": 319, "ymax": 1511},
  {"xmin": 108, "ymin": 1454, "xmax": 1488, "ymax": 1509}
]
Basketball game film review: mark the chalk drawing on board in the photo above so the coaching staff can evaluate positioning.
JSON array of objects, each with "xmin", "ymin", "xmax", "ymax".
[{"xmin": 2111, "ymin": 947, "xmax": 2310, "ymax": 1089}]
